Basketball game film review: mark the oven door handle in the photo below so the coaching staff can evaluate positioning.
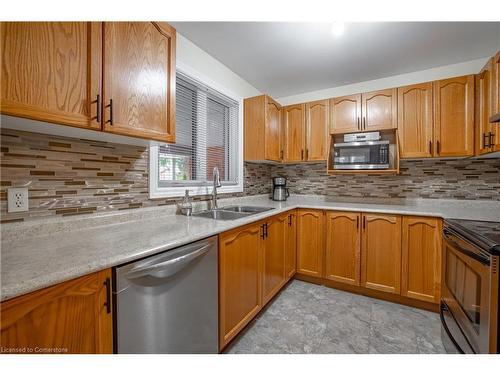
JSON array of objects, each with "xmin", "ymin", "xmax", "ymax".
[
  {"xmin": 443, "ymin": 229, "xmax": 490, "ymax": 266},
  {"xmin": 439, "ymin": 302, "xmax": 465, "ymax": 354}
]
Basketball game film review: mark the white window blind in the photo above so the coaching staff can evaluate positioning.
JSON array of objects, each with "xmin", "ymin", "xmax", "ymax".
[{"xmin": 158, "ymin": 72, "xmax": 239, "ymax": 188}]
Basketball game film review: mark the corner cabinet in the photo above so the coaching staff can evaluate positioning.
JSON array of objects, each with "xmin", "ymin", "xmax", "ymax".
[
  {"xmin": 1, "ymin": 22, "xmax": 176, "ymax": 143},
  {"xmin": 1, "ymin": 22, "xmax": 102, "ymax": 130},
  {"xmin": 401, "ymin": 216, "xmax": 442, "ymax": 303},
  {"xmin": 433, "ymin": 75, "xmax": 475, "ymax": 157},
  {"xmin": 296, "ymin": 209, "xmax": 324, "ymax": 277},
  {"xmin": 102, "ymin": 22, "xmax": 176, "ymax": 142},
  {"xmin": 0, "ymin": 269, "xmax": 113, "ymax": 354},
  {"xmin": 361, "ymin": 213, "xmax": 402, "ymax": 294},
  {"xmin": 244, "ymin": 95, "xmax": 282, "ymax": 162}
]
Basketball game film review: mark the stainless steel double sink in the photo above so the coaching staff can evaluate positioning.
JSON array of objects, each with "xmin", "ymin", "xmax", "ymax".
[{"xmin": 192, "ymin": 205, "xmax": 274, "ymax": 221}]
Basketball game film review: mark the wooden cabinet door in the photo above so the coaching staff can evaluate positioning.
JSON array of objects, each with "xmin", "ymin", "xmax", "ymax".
[
  {"xmin": 305, "ymin": 100, "xmax": 329, "ymax": 161},
  {"xmin": 361, "ymin": 213, "xmax": 402, "ymax": 294},
  {"xmin": 282, "ymin": 104, "xmax": 305, "ymax": 162},
  {"xmin": 398, "ymin": 82, "xmax": 434, "ymax": 158},
  {"xmin": 401, "ymin": 216, "xmax": 442, "ymax": 303},
  {"xmin": 476, "ymin": 60, "xmax": 494, "ymax": 155},
  {"xmin": 361, "ymin": 89, "xmax": 397, "ymax": 131},
  {"xmin": 0, "ymin": 269, "xmax": 112, "ymax": 354},
  {"xmin": 285, "ymin": 210, "xmax": 297, "ymax": 279},
  {"xmin": 433, "ymin": 75, "xmax": 475, "ymax": 157},
  {"xmin": 325, "ymin": 211, "xmax": 361, "ymax": 286},
  {"xmin": 219, "ymin": 222, "xmax": 263, "ymax": 349},
  {"xmin": 262, "ymin": 214, "xmax": 287, "ymax": 305},
  {"xmin": 296, "ymin": 209, "xmax": 324, "ymax": 277},
  {"xmin": 330, "ymin": 94, "xmax": 361, "ymax": 134},
  {"xmin": 265, "ymin": 97, "xmax": 282, "ymax": 161},
  {"xmin": 1, "ymin": 22, "xmax": 102, "ymax": 130},
  {"xmin": 490, "ymin": 52, "xmax": 500, "ymax": 152},
  {"xmin": 102, "ymin": 22, "xmax": 176, "ymax": 143}
]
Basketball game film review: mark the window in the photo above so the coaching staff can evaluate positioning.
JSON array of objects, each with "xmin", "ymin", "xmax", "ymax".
[{"xmin": 149, "ymin": 70, "xmax": 242, "ymax": 198}]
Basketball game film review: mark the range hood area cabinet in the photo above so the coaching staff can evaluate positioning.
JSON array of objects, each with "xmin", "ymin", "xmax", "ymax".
[
  {"xmin": 244, "ymin": 96, "xmax": 328, "ymax": 163},
  {"xmin": 1, "ymin": 22, "xmax": 176, "ymax": 143},
  {"xmin": 329, "ymin": 89, "xmax": 398, "ymax": 134}
]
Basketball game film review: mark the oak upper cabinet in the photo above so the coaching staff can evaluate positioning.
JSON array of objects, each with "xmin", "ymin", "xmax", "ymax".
[
  {"xmin": 244, "ymin": 95, "xmax": 282, "ymax": 162},
  {"xmin": 401, "ymin": 216, "xmax": 442, "ymax": 303},
  {"xmin": 305, "ymin": 100, "xmax": 329, "ymax": 161},
  {"xmin": 262, "ymin": 214, "xmax": 287, "ymax": 305},
  {"xmin": 476, "ymin": 59, "xmax": 494, "ymax": 155},
  {"xmin": 493, "ymin": 51, "xmax": 500, "ymax": 120},
  {"xmin": 398, "ymin": 82, "xmax": 434, "ymax": 158},
  {"xmin": 284, "ymin": 210, "xmax": 297, "ymax": 279},
  {"xmin": 296, "ymin": 209, "xmax": 324, "ymax": 277},
  {"xmin": 282, "ymin": 104, "xmax": 306, "ymax": 162},
  {"xmin": 0, "ymin": 269, "xmax": 113, "ymax": 354},
  {"xmin": 330, "ymin": 94, "xmax": 362, "ymax": 134},
  {"xmin": 433, "ymin": 75, "xmax": 475, "ymax": 157},
  {"xmin": 325, "ymin": 211, "xmax": 361, "ymax": 286},
  {"xmin": 219, "ymin": 221, "xmax": 263, "ymax": 349},
  {"xmin": 102, "ymin": 22, "xmax": 176, "ymax": 142},
  {"xmin": 361, "ymin": 213, "xmax": 402, "ymax": 294},
  {"xmin": 1, "ymin": 22, "xmax": 102, "ymax": 130},
  {"xmin": 361, "ymin": 89, "xmax": 398, "ymax": 132}
]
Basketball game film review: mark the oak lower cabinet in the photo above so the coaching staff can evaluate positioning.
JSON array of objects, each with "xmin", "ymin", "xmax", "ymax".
[
  {"xmin": 244, "ymin": 95, "xmax": 282, "ymax": 162},
  {"xmin": 262, "ymin": 214, "xmax": 287, "ymax": 305},
  {"xmin": 296, "ymin": 209, "xmax": 324, "ymax": 277},
  {"xmin": 284, "ymin": 210, "xmax": 297, "ymax": 279},
  {"xmin": 433, "ymin": 75, "xmax": 475, "ymax": 157},
  {"xmin": 1, "ymin": 22, "xmax": 102, "ymax": 130},
  {"xmin": 0, "ymin": 269, "xmax": 113, "ymax": 354},
  {"xmin": 325, "ymin": 211, "xmax": 361, "ymax": 286},
  {"xmin": 361, "ymin": 213, "xmax": 402, "ymax": 294},
  {"xmin": 401, "ymin": 216, "xmax": 442, "ymax": 303},
  {"xmin": 219, "ymin": 221, "xmax": 264, "ymax": 349}
]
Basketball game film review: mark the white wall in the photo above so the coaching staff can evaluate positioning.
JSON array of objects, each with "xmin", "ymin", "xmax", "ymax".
[
  {"xmin": 276, "ymin": 57, "xmax": 489, "ymax": 106},
  {"xmin": 176, "ymin": 33, "xmax": 261, "ymax": 99}
]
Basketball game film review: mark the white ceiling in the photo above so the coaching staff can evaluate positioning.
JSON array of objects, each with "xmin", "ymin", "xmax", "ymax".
[{"xmin": 172, "ymin": 22, "xmax": 500, "ymax": 98}]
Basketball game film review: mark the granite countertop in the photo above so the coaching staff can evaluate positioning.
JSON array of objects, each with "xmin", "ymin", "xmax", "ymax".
[{"xmin": 2, "ymin": 194, "xmax": 500, "ymax": 302}]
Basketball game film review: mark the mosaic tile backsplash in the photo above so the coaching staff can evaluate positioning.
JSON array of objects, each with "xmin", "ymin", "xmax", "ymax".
[
  {"xmin": 1, "ymin": 128, "xmax": 499, "ymax": 223},
  {"xmin": 0, "ymin": 129, "xmax": 271, "ymax": 223}
]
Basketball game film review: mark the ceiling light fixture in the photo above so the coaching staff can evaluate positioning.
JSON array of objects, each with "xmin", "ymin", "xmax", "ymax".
[{"xmin": 331, "ymin": 22, "xmax": 345, "ymax": 37}]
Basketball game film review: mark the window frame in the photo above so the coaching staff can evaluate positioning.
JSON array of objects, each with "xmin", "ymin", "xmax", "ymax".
[{"xmin": 149, "ymin": 62, "xmax": 244, "ymax": 199}]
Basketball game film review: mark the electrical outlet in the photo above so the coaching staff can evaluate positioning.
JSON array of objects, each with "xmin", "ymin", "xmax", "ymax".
[{"xmin": 7, "ymin": 187, "xmax": 29, "ymax": 213}]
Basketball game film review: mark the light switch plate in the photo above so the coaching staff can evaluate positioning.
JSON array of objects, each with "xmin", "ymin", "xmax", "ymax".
[{"xmin": 7, "ymin": 187, "xmax": 29, "ymax": 213}]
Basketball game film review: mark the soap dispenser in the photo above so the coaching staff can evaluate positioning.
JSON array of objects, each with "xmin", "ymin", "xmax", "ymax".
[{"xmin": 179, "ymin": 189, "xmax": 193, "ymax": 216}]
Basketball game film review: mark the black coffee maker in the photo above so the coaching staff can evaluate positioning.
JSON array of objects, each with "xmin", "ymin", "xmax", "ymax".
[{"xmin": 271, "ymin": 177, "xmax": 289, "ymax": 201}]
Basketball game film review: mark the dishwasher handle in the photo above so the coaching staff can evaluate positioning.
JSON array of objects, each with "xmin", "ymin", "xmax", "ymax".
[{"xmin": 125, "ymin": 243, "xmax": 212, "ymax": 280}]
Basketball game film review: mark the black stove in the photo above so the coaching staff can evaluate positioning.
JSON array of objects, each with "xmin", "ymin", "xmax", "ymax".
[{"xmin": 444, "ymin": 219, "xmax": 500, "ymax": 255}]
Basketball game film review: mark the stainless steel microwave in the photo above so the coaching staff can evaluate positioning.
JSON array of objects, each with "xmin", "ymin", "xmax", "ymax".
[{"xmin": 332, "ymin": 132, "xmax": 389, "ymax": 170}]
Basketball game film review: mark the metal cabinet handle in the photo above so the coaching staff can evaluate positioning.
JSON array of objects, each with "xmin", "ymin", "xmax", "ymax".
[
  {"xmin": 436, "ymin": 140, "xmax": 440, "ymax": 155},
  {"xmin": 305, "ymin": 149, "xmax": 309, "ymax": 160},
  {"xmin": 288, "ymin": 214, "xmax": 292, "ymax": 226},
  {"xmin": 103, "ymin": 278, "xmax": 111, "ymax": 314},
  {"xmin": 356, "ymin": 216, "xmax": 359, "ymax": 229},
  {"xmin": 357, "ymin": 117, "xmax": 360, "ymax": 130},
  {"xmin": 362, "ymin": 216, "xmax": 366, "ymax": 229},
  {"xmin": 280, "ymin": 150, "xmax": 284, "ymax": 160},
  {"xmin": 489, "ymin": 132, "xmax": 495, "ymax": 147},
  {"xmin": 95, "ymin": 94, "xmax": 101, "ymax": 123},
  {"xmin": 107, "ymin": 99, "xmax": 114, "ymax": 125},
  {"xmin": 429, "ymin": 141, "xmax": 432, "ymax": 155},
  {"xmin": 483, "ymin": 133, "xmax": 490, "ymax": 148},
  {"xmin": 301, "ymin": 149, "xmax": 304, "ymax": 160},
  {"xmin": 363, "ymin": 117, "xmax": 366, "ymax": 130},
  {"xmin": 261, "ymin": 224, "xmax": 265, "ymax": 239},
  {"xmin": 265, "ymin": 223, "xmax": 268, "ymax": 239}
]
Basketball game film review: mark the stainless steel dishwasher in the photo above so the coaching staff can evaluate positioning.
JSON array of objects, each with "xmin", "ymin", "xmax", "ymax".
[{"xmin": 114, "ymin": 236, "xmax": 218, "ymax": 353}]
